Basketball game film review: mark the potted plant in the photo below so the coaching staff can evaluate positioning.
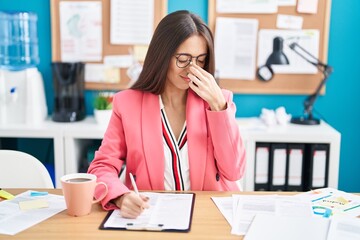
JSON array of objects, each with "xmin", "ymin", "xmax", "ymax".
[{"xmin": 94, "ymin": 92, "xmax": 114, "ymax": 126}]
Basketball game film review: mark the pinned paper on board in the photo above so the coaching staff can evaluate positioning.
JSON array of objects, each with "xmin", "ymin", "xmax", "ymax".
[
  {"xmin": 110, "ymin": 0, "xmax": 154, "ymax": 45},
  {"xmin": 277, "ymin": 0, "xmax": 297, "ymax": 6},
  {"xmin": 59, "ymin": 1, "xmax": 102, "ymax": 62},
  {"xmin": 257, "ymin": 29, "xmax": 320, "ymax": 74},
  {"xmin": 276, "ymin": 14, "xmax": 303, "ymax": 30},
  {"xmin": 215, "ymin": 17, "xmax": 258, "ymax": 80},
  {"xmin": 85, "ymin": 64, "xmax": 121, "ymax": 83},
  {"xmin": 216, "ymin": 0, "xmax": 278, "ymax": 14},
  {"xmin": 297, "ymin": 0, "xmax": 319, "ymax": 14},
  {"xmin": 133, "ymin": 45, "xmax": 149, "ymax": 62}
]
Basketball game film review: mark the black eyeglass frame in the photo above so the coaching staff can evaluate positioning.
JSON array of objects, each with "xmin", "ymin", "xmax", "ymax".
[{"xmin": 174, "ymin": 53, "xmax": 208, "ymax": 68}]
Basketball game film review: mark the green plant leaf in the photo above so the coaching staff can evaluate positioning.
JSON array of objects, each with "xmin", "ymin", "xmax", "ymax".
[{"xmin": 94, "ymin": 96, "xmax": 112, "ymax": 110}]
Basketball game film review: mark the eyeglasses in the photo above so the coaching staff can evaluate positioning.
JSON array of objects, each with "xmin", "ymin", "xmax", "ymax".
[{"xmin": 174, "ymin": 53, "xmax": 208, "ymax": 68}]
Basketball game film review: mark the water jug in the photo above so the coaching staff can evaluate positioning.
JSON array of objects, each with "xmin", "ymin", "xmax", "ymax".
[{"xmin": 0, "ymin": 11, "xmax": 39, "ymax": 70}]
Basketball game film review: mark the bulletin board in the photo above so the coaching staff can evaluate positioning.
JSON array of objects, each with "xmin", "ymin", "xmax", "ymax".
[
  {"xmin": 50, "ymin": 0, "xmax": 167, "ymax": 90},
  {"xmin": 208, "ymin": 0, "xmax": 331, "ymax": 94}
]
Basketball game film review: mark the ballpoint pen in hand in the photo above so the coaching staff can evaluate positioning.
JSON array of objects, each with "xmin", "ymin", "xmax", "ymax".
[
  {"xmin": 129, "ymin": 173, "xmax": 150, "ymax": 211},
  {"xmin": 129, "ymin": 173, "xmax": 139, "ymax": 195}
]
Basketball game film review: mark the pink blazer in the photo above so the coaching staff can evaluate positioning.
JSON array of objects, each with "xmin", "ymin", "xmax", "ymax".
[{"xmin": 88, "ymin": 89, "xmax": 246, "ymax": 210}]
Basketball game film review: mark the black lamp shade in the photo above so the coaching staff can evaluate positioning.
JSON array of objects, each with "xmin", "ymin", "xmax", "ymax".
[{"xmin": 266, "ymin": 37, "xmax": 289, "ymax": 65}]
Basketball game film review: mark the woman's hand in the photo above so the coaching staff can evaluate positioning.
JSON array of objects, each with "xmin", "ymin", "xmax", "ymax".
[
  {"xmin": 112, "ymin": 192, "xmax": 150, "ymax": 219},
  {"xmin": 187, "ymin": 63, "xmax": 227, "ymax": 111}
]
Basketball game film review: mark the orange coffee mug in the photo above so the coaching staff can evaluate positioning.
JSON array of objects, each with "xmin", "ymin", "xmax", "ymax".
[{"xmin": 61, "ymin": 173, "xmax": 108, "ymax": 217}]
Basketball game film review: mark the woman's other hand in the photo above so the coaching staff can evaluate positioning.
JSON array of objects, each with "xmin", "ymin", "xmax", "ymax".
[{"xmin": 187, "ymin": 63, "xmax": 226, "ymax": 111}]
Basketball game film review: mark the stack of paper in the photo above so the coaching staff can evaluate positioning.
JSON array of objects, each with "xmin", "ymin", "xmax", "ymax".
[
  {"xmin": 212, "ymin": 194, "xmax": 313, "ymax": 235},
  {"xmin": 212, "ymin": 188, "xmax": 360, "ymax": 239},
  {"xmin": 244, "ymin": 214, "xmax": 360, "ymax": 240}
]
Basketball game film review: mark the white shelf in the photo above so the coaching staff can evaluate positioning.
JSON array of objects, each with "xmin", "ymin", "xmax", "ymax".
[
  {"xmin": 238, "ymin": 118, "xmax": 341, "ymax": 191},
  {"xmin": 0, "ymin": 117, "xmax": 341, "ymax": 190},
  {"xmin": 0, "ymin": 118, "xmax": 64, "ymax": 187}
]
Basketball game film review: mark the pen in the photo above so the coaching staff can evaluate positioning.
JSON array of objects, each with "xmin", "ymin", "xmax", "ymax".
[{"xmin": 129, "ymin": 173, "xmax": 139, "ymax": 195}]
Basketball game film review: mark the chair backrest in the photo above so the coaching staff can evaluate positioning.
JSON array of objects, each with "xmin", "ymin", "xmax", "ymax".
[{"xmin": 0, "ymin": 150, "xmax": 54, "ymax": 188}]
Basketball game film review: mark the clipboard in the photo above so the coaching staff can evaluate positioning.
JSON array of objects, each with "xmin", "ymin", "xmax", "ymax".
[{"xmin": 99, "ymin": 192, "xmax": 195, "ymax": 232}]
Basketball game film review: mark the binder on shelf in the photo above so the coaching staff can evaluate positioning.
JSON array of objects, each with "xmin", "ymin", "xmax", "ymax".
[
  {"xmin": 304, "ymin": 144, "xmax": 329, "ymax": 191},
  {"xmin": 254, "ymin": 143, "xmax": 271, "ymax": 191},
  {"xmin": 269, "ymin": 143, "xmax": 288, "ymax": 191},
  {"xmin": 286, "ymin": 144, "xmax": 305, "ymax": 191}
]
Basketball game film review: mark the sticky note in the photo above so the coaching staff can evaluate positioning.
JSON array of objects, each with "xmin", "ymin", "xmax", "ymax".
[
  {"xmin": 276, "ymin": 14, "xmax": 303, "ymax": 30},
  {"xmin": 19, "ymin": 199, "xmax": 49, "ymax": 210},
  {"xmin": 0, "ymin": 189, "xmax": 15, "ymax": 200},
  {"xmin": 30, "ymin": 191, "xmax": 49, "ymax": 197},
  {"xmin": 133, "ymin": 45, "xmax": 148, "ymax": 62},
  {"xmin": 297, "ymin": 0, "xmax": 319, "ymax": 14},
  {"xmin": 104, "ymin": 67, "xmax": 121, "ymax": 83},
  {"xmin": 335, "ymin": 197, "xmax": 349, "ymax": 205}
]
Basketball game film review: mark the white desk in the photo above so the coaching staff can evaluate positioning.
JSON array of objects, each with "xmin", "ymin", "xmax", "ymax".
[{"xmin": 0, "ymin": 117, "xmax": 341, "ymax": 190}]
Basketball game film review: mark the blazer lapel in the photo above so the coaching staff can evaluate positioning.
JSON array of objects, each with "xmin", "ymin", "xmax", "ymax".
[
  {"xmin": 141, "ymin": 92, "xmax": 164, "ymax": 190},
  {"xmin": 186, "ymin": 90, "xmax": 208, "ymax": 190}
]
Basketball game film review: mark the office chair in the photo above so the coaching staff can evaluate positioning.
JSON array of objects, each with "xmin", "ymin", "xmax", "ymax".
[{"xmin": 0, "ymin": 150, "xmax": 54, "ymax": 188}]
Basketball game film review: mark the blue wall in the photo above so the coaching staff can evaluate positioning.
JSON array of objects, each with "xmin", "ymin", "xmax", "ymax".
[{"xmin": 1, "ymin": 0, "xmax": 359, "ymax": 192}]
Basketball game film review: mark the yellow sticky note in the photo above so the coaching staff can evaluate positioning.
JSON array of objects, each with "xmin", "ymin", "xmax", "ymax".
[
  {"xmin": 19, "ymin": 199, "xmax": 49, "ymax": 210},
  {"xmin": 335, "ymin": 196, "xmax": 349, "ymax": 205},
  {"xmin": 0, "ymin": 189, "xmax": 15, "ymax": 200},
  {"xmin": 133, "ymin": 45, "xmax": 148, "ymax": 62},
  {"xmin": 104, "ymin": 67, "xmax": 120, "ymax": 83}
]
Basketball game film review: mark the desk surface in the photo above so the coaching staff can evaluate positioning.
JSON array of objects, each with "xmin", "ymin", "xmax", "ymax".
[{"xmin": 0, "ymin": 190, "xmax": 289, "ymax": 240}]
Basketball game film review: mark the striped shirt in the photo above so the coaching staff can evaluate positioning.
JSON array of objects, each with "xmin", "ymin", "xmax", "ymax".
[{"xmin": 160, "ymin": 96, "xmax": 190, "ymax": 191}]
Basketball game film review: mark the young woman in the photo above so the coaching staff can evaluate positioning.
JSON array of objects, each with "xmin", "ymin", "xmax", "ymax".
[{"xmin": 88, "ymin": 10, "xmax": 246, "ymax": 218}]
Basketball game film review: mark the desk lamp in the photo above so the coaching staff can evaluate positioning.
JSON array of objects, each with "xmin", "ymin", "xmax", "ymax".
[
  {"xmin": 257, "ymin": 37, "xmax": 289, "ymax": 81},
  {"xmin": 257, "ymin": 37, "xmax": 333, "ymax": 125}
]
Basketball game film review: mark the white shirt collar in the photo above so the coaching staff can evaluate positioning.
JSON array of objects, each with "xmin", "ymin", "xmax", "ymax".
[{"xmin": 159, "ymin": 95, "xmax": 165, "ymax": 110}]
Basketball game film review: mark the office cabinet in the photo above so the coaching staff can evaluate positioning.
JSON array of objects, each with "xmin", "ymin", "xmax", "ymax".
[{"xmin": 238, "ymin": 118, "xmax": 341, "ymax": 191}]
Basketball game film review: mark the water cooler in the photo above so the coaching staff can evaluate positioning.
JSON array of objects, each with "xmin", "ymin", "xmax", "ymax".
[{"xmin": 0, "ymin": 11, "xmax": 47, "ymax": 125}]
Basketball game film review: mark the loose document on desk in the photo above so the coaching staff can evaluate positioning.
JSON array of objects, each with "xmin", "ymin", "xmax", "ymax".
[
  {"xmin": 100, "ymin": 192, "xmax": 195, "ymax": 232},
  {"xmin": 0, "ymin": 190, "xmax": 66, "ymax": 235},
  {"xmin": 244, "ymin": 214, "xmax": 360, "ymax": 240},
  {"xmin": 296, "ymin": 187, "xmax": 360, "ymax": 218},
  {"xmin": 212, "ymin": 194, "xmax": 313, "ymax": 235},
  {"xmin": 244, "ymin": 188, "xmax": 360, "ymax": 240}
]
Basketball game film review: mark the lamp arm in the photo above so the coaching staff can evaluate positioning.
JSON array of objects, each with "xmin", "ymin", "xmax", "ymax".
[
  {"xmin": 303, "ymin": 66, "xmax": 332, "ymax": 116},
  {"xmin": 289, "ymin": 42, "xmax": 333, "ymax": 119}
]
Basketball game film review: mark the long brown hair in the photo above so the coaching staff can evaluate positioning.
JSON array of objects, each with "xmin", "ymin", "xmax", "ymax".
[{"xmin": 130, "ymin": 10, "xmax": 215, "ymax": 94}]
